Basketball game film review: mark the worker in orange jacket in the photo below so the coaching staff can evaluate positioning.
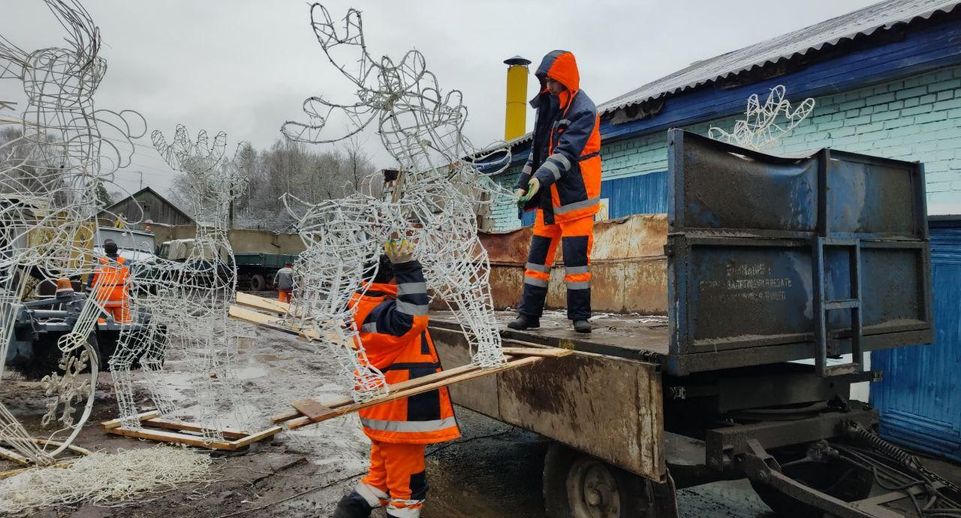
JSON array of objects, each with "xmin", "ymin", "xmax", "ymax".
[
  {"xmin": 512, "ymin": 50, "xmax": 602, "ymax": 334},
  {"xmin": 91, "ymin": 239, "xmax": 131, "ymax": 323},
  {"xmin": 333, "ymin": 240, "xmax": 460, "ymax": 518}
]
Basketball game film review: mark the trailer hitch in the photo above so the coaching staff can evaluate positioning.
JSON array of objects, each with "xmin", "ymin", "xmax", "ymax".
[{"xmin": 737, "ymin": 439, "xmax": 887, "ymax": 518}]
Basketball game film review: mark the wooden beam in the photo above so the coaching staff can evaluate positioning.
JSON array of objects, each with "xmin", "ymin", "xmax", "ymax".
[
  {"xmin": 106, "ymin": 426, "xmax": 236, "ymax": 450},
  {"xmin": 229, "ymin": 305, "xmax": 325, "ymax": 341},
  {"xmin": 144, "ymin": 418, "xmax": 249, "ymax": 440},
  {"xmin": 230, "ymin": 426, "xmax": 285, "ymax": 448},
  {"xmin": 101, "ymin": 410, "xmax": 161, "ymax": 430},
  {"xmin": 281, "ymin": 356, "xmax": 543, "ymax": 430},
  {"xmin": 235, "ymin": 292, "xmax": 291, "ymax": 314},
  {"xmin": 270, "ymin": 362, "xmax": 483, "ymax": 423},
  {"xmin": 501, "ymin": 346, "xmax": 573, "ymax": 358}
]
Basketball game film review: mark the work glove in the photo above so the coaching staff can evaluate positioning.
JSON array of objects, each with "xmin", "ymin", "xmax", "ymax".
[
  {"xmin": 516, "ymin": 178, "xmax": 540, "ymax": 205},
  {"xmin": 384, "ymin": 238, "xmax": 415, "ymax": 264}
]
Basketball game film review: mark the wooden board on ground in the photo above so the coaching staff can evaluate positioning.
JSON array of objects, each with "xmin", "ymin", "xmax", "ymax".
[
  {"xmin": 101, "ymin": 411, "xmax": 284, "ymax": 451},
  {"xmin": 100, "ymin": 349, "xmax": 568, "ymax": 450},
  {"xmin": 228, "ymin": 305, "xmax": 323, "ymax": 341},
  {"xmin": 235, "ymin": 292, "xmax": 294, "ymax": 315}
]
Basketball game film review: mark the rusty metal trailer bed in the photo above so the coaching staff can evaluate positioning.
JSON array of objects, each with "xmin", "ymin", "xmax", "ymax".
[{"xmin": 430, "ymin": 130, "xmax": 946, "ymax": 518}]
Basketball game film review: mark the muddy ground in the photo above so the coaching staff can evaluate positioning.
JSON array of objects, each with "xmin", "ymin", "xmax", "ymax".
[{"xmin": 1, "ymin": 320, "xmax": 956, "ymax": 517}]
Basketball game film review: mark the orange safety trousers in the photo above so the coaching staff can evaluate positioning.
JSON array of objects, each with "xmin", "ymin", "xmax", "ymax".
[
  {"xmin": 277, "ymin": 290, "xmax": 291, "ymax": 303},
  {"xmin": 356, "ymin": 441, "xmax": 427, "ymax": 518},
  {"xmin": 520, "ymin": 209, "xmax": 595, "ymax": 321}
]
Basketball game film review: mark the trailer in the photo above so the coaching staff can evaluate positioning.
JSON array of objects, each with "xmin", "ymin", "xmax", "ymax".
[
  {"xmin": 430, "ymin": 130, "xmax": 947, "ymax": 517},
  {"xmin": 233, "ymin": 252, "xmax": 299, "ymax": 291}
]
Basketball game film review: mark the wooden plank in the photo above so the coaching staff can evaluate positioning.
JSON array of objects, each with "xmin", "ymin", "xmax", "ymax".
[
  {"xmin": 229, "ymin": 305, "xmax": 323, "ymax": 341},
  {"xmin": 145, "ymin": 418, "xmax": 249, "ymax": 441},
  {"xmin": 501, "ymin": 346, "xmax": 573, "ymax": 358},
  {"xmin": 281, "ymin": 356, "xmax": 542, "ymax": 430},
  {"xmin": 101, "ymin": 410, "xmax": 161, "ymax": 430},
  {"xmin": 106, "ymin": 426, "xmax": 236, "ymax": 450},
  {"xmin": 291, "ymin": 399, "xmax": 337, "ymax": 421},
  {"xmin": 270, "ymin": 362, "xmax": 483, "ymax": 423},
  {"xmin": 230, "ymin": 425, "xmax": 285, "ymax": 448},
  {"xmin": 235, "ymin": 292, "xmax": 291, "ymax": 314}
]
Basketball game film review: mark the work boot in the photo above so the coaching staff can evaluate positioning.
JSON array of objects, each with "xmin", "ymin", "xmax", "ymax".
[
  {"xmin": 332, "ymin": 491, "xmax": 374, "ymax": 518},
  {"xmin": 507, "ymin": 314, "xmax": 540, "ymax": 330},
  {"xmin": 573, "ymin": 319, "xmax": 592, "ymax": 333}
]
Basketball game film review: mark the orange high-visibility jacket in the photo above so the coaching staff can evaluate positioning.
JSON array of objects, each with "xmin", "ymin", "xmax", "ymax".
[
  {"xmin": 351, "ymin": 260, "xmax": 460, "ymax": 445},
  {"xmin": 517, "ymin": 50, "xmax": 602, "ymax": 223},
  {"xmin": 92, "ymin": 255, "xmax": 129, "ymax": 303}
]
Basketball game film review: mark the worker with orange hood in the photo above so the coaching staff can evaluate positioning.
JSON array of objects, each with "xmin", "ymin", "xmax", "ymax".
[{"xmin": 512, "ymin": 50, "xmax": 602, "ymax": 334}]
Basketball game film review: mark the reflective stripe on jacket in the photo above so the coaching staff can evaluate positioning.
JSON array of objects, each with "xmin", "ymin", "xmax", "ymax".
[
  {"xmin": 516, "ymin": 50, "xmax": 602, "ymax": 223},
  {"xmin": 352, "ymin": 260, "xmax": 460, "ymax": 445}
]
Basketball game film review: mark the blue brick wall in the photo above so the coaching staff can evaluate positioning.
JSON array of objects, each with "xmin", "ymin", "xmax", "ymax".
[{"xmin": 490, "ymin": 64, "xmax": 961, "ymax": 231}]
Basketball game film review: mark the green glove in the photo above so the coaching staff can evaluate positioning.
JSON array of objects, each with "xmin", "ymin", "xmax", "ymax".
[
  {"xmin": 384, "ymin": 239, "xmax": 415, "ymax": 263},
  {"xmin": 517, "ymin": 177, "xmax": 540, "ymax": 205}
]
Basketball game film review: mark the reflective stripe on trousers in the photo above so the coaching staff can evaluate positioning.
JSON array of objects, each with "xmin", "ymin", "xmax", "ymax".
[{"xmin": 519, "ymin": 210, "xmax": 594, "ymax": 320}]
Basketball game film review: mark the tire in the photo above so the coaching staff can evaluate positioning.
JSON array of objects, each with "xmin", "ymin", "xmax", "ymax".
[
  {"xmin": 249, "ymin": 273, "xmax": 266, "ymax": 292},
  {"xmin": 543, "ymin": 443, "xmax": 654, "ymax": 518}
]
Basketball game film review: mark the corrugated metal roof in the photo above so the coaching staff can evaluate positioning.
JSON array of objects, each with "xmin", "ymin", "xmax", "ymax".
[{"xmin": 599, "ymin": 0, "xmax": 961, "ymax": 115}]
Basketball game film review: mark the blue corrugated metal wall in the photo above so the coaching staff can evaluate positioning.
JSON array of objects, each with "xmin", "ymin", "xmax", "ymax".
[
  {"xmin": 871, "ymin": 221, "xmax": 961, "ymax": 463},
  {"xmin": 519, "ymin": 171, "xmax": 668, "ymax": 226}
]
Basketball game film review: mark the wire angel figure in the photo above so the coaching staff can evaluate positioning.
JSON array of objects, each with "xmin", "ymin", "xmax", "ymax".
[
  {"xmin": 708, "ymin": 85, "xmax": 815, "ymax": 151},
  {"xmin": 281, "ymin": 4, "xmax": 511, "ymax": 402},
  {"xmin": 106, "ymin": 125, "xmax": 251, "ymax": 439}
]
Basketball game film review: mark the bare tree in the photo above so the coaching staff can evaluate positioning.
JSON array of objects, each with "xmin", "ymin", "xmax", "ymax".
[{"xmin": 172, "ymin": 137, "xmax": 378, "ymax": 231}]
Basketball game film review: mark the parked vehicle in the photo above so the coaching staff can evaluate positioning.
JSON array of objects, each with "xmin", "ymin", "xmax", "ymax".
[{"xmin": 431, "ymin": 130, "xmax": 945, "ymax": 517}]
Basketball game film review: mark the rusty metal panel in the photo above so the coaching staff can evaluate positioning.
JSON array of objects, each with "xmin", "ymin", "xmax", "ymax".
[
  {"xmin": 431, "ymin": 325, "xmax": 665, "ymax": 480},
  {"xmin": 498, "ymin": 353, "xmax": 664, "ymax": 480},
  {"xmin": 478, "ymin": 214, "xmax": 669, "ymax": 314},
  {"xmin": 666, "ymin": 130, "xmax": 934, "ymax": 375}
]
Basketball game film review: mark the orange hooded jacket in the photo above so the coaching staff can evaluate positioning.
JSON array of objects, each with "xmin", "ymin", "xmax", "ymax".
[{"xmin": 516, "ymin": 50, "xmax": 602, "ymax": 223}]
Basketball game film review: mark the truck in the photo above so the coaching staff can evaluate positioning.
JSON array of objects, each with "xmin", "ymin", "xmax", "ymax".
[
  {"xmin": 156, "ymin": 228, "xmax": 304, "ymax": 291},
  {"xmin": 5, "ymin": 225, "xmax": 161, "ymax": 378},
  {"xmin": 429, "ymin": 130, "xmax": 948, "ymax": 517}
]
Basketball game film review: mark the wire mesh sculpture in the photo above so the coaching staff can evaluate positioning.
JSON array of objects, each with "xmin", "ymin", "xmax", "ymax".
[
  {"xmin": 708, "ymin": 85, "xmax": 815, "ymax": 151},
  {"xmin": 107, "ymin": 125, "xmax": 251, "ymax": 439},
  {"xmin": 282, "ymin": 4, "xmax": 511, "ymax": 402},
  {"xmin": 0, "ymin": 0, "xmax": 145, "ymax": 464}
]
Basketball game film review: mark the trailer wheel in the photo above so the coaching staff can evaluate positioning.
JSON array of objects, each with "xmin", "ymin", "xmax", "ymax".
[
  {"xmin": 544, "ymin": 443, "xmax": 654, "ymax": 518},
  {"xmin": 249, "ymin": 273, "xmax": 266, "ymax": 292}
]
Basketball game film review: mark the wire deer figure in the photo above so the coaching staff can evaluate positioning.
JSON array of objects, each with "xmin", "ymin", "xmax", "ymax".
[{"xmin": 281, "ymin": 4, "xmax": 511, "ymax": 402}]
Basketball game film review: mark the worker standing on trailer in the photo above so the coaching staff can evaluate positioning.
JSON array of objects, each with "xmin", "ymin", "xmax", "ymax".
[
  {"xmin": 91, "ymin": 239, "xmax": 130, "ymax": 323},
  {"xmin": 333, "ymin": 239, "xmax": 460, "ymax": 518},
  {"xmin": 511, "ymin": 49, "xmax": 602, "ymax": 334},
  {"xmin": 274, "ymin": 261, "xmax": 294, "ymax": 303}
]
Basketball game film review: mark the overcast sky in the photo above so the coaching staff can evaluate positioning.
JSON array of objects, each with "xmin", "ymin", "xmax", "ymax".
[{"xmin": 1, "ymin": 0, "xmax": 880, "ymax": 198}]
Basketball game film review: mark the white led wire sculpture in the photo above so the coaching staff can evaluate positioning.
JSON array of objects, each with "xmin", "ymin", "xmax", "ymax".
[
  {"xmin": 106, "ymin": 125, "xmax": 250, "ymax": 439},
  {"xmin": 708, "ymin": 85, "xmax": 816, "ymax": 151},
  {"xmin": 282, "ymin": 4, "xmax": 511, "ymax": 402},
  {"xmin": 0, "ymin": 0, "xmax": 145, "ymax": 463}
]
